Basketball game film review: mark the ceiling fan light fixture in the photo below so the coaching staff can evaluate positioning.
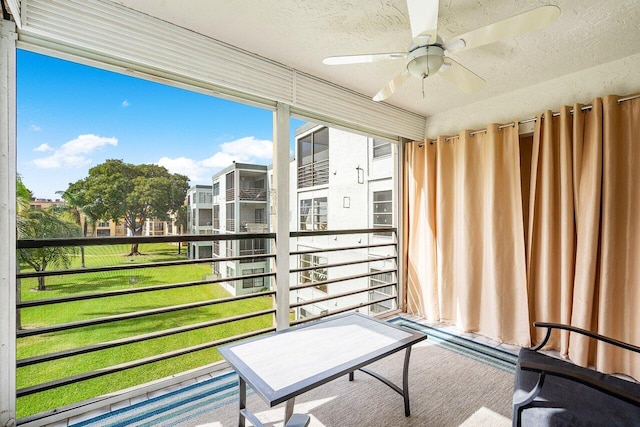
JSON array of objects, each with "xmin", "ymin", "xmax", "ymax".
[{"xmin": 406, "ymin": 46, "xmax": 444, "ymax": 78}]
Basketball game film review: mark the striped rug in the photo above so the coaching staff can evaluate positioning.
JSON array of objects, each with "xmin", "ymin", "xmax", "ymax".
[
  {"xmin": 72, "ymin": 317, "xmax": 517, "ymax": 426},
  {"xmin": 387, "ymin": 317, "xmax": 518, "ymax": 374}
]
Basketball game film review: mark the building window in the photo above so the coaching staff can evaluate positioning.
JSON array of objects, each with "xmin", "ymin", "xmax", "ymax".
[
  {"xmin": 242, "ymin": 268, "xmax": 265, "ymax": 289},
  {"xmin": 213, "ymin": 205, "xmax": 220, "ymax": 229},
  {"xmin": 299, "ymin": 254, "xmax": 328, "ymax": 293},
  {"xmin": 226, "ymin": 171, "xmax": 235, "ymax": 199},
  {"xmin": 297, "ymin": 127, "xmax": 329, "ymax": 188},
  {"xmin": 97, "ymin": 221, "xmax": 109, "ymax": 227},
  {"xmin": 198, "ymin": 191, "xmax": 212, "ymax": 204},
  {"xmin": 96, "ymin": 229, "xmax": 110, "ymax": 237},
  {"xmin": 213, "ymin": 182, "xmax": 220, "ymax": 197},
  {"xmin": 372, "ymin": 139, "xmax": 392, "ymax": 158},
  {"xmin": 239, "ymin": 238, "xmax": 267, "ymax": 263},
  {"xmin": 372, "ymin": 190, "xmax": 392, "ymax": 235},
  {"xmin": 226, "ymin": 204, "xmax": 235, "ymax": 231},
  {"xmin": 299, "ymin": 197, "xmax": 327, "ymax": 230},
  {"xmin": 369, "ymin": 269, "xmax": 395, "ymax": 314}
]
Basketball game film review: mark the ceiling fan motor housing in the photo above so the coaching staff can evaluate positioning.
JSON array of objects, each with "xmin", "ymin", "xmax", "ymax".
[{"xmin": 407, "ymin": 45, "xmax": 444, "ymax": 78}]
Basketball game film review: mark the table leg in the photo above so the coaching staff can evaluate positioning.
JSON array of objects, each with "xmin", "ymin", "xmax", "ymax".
[
  {"xmin": 284, "ymin": 398, "xmax": 296, "ymax": 424},
  {"xmin": 402, "ymin": 346, "xmax": 412, "ymax": 417},
  {"xmin": 239, "ymin": 377, "xmax": 246, "ymax": 427}
]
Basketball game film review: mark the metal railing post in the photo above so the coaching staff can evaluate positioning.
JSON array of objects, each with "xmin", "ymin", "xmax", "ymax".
[{"xmin": 273, "ymin": 103, "xmax": 291, "ymax": 331}]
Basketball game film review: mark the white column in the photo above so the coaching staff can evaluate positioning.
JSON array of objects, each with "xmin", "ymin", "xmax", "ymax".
[
  {"xmin": 0, "ymin": 19, "xmax": 17, "ymax": 427},
  {"xmin": 396, "ymin": 140, "xmax": 405, "ymax": 313},
  {"xmin": 273, "ymin": 103, "xmax": 290, "ymax": 330}
]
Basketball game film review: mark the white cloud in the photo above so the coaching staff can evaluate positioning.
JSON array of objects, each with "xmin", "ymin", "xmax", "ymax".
[
  {"xmin": 122, "ymin": 100, "xmax": 130, "ymax": 107},
  {"xmin": 158, "ymin": 136, "xmax": 273, "ymax": 184},
  {"xmin": 156, "ymin": 156, "xmax": 212, "ymax": 183},
  {"xmin": 32, "ymin": 134, "xmax": 118, "ymax": 169},
  {"xmin": 30, "ymin": 124, "xmax": 42, "ymax": 131},
  {"xmin": 33, "ymin": 143, "xmax": 53, "ymax": 152}
]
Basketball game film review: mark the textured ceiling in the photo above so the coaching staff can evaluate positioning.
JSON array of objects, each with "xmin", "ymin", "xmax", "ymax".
[{"xmin": 111, "ymin": 0, "xmax": 640, "ymax": 119}]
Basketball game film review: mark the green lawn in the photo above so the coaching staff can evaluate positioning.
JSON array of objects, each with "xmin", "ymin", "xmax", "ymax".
[{"xmin": 17, "ymin": 243, "xmax": 274, "ymax": 419}]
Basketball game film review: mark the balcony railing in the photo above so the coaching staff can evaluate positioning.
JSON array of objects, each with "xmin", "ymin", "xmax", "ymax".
[
  {"xmin": 238, "ymin": 187, "xmax": 267, "ymax": 201},
  {"xmin": 15, "ymin": 228, "xmax": 397, "ymax": 424},
  {"xmin": 297, "ymin": 158, "xmax": 329, "ymax": 188}
]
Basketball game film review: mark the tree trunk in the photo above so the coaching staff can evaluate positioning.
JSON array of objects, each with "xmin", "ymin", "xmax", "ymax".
[
  {"xmin": 81, "ymin": 246, "xmax": 86, "ymax": 268},
  {"xmin": 37, "ymin": 275, "xmax": 46, "ymax": 291},
  {"xmin": 127, "ymin": 242, "xmax": 142, "ymax": 256}
]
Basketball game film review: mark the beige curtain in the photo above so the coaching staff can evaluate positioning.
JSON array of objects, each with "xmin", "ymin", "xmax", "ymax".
[
  {"xmin": 406, "ymin": 125, "xmax": 531, "ymax": 346},
  {"xmin": 569, "ymin": 96, "xmax": 640, "ymax": 378},
  {"xmin": 526, "ymin": 106, "xmax": 577, "ymax": 351},
  {"xmin": 406, "ymin": 92, "xmax": 640, "ymax": 379},
  {"xmin": 405, "ymin": 140, "xmax": 439, "ymax": 320},
  {"xmin": 527, "ymin": 95, "xmax": 640, "ymax": 378}
]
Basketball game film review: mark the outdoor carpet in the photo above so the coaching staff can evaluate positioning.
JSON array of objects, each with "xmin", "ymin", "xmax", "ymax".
[{"xmin": 72, "ymin": 317, "xmax": 518, "ymax": 426}]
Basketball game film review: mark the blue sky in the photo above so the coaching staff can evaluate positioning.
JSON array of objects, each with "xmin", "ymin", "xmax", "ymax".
[{"xmin": 17, "ymin": 49, "xmax": 303, "ymax": 199}]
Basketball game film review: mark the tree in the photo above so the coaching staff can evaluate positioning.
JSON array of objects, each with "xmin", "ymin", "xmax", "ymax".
[
  {"xmin": 54, "ymin": 186, "xmax": 101, "ymax": 267},
  {"xmin": 66, "ymin": 159, "xmax": 190, "ymax": 256},
  {"xmin": 173, "ymin": 204, "xmax": 188, "ymax": 254},
  {"xmin": 17, "ymin": 208, "xmax": 81, "ymax": 291},
  {"xmin": 16, "ymin": 174, "xmax": 33, "ymax": 234}
]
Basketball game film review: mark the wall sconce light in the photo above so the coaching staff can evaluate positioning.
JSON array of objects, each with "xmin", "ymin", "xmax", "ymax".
[
  {"xmin": 355, "ymin": 166, "xmax": 364, "ymax": 184},
  {"xmin": 343, "ymin": 196, "xmax": 350, "ymax": 208}
]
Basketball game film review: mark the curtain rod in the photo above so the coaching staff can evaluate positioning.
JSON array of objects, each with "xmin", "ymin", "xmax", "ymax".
[{"xmin": 419, "ymin": 93, "xmax": 640, "ymax": 147}]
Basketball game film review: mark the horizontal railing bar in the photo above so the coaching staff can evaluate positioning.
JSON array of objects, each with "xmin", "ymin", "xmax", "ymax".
[
  {"xmin": 17, "ymin": 308, "xmax": 276, "ymax": 367},
  {"xmin": 290, "ymin": 242, "xmax": 396, "ymax": 256},
  {"xmin": 290, "ymin": 255, "xmax": 396, "ymax": 273},
  {"xmin": 16, "ymin": 325, "xmax": 276, "ymax": 397},
  {"xmin": 290, "ymin": 282, "xmax": 397, "ymax": 308},
  {"xmin": 290, "ymin": 227, "xmax": 396, "ymax": 238},
  {"xmin": 17, "ymin": 232, "xmax": 276, "ymax": 249},
  {"xmin": 291, "ymin": 296, "xmax": 397, "ymax": 327},
  {"xmin": 17, "ymin": 275, "xmax": 275, "ymax": 309},
  {"xmin": 17, "ymin": 278, "xmax": 275, "ymax": 337},
  {"xmin": 290, "ymin": 268, "xmax": 397, "ymax": 291},
  {"xmin": 17, "ymin": 252, "xmax": 275, "ymax": 279}
]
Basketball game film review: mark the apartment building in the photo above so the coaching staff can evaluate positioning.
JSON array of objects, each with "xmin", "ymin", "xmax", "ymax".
[
  {"xmin": 289, "ymin": 124, "xmax": 397, "ymax": 319},
  {"xmin": 186, "ymin": 185, "xmax": 214, "ymax": 258},
  {"xmin": 185, "ymin": 164, "xmax": 270, "ymax": 296}
]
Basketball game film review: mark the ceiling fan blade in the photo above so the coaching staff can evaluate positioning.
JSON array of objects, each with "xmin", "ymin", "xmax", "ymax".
[
  {"xmin": 439, "ymin": 58, "xmax": 485, "ymax": 93},
  {"xmin": 323, "ymin": 52, "xmax": 407, "ymax": 65},
  {"xmin": 444, "ymin": 5, "xmax": 561, "ymax": 52},
  {"xmin": 373, "ymin": 69, "xmax": 411, "ymax": 101},
  {"xmin": 406, "ymin": 0, "xmax": 439, "ymax": 45}
]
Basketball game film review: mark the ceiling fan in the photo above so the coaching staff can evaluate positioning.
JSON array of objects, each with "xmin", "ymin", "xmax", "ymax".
[{"xmin": 323, "ymin": 0, "xmax": 561, "ymax": 101}]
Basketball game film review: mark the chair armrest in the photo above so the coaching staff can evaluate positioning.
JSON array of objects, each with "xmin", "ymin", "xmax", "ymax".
[
  {"xmin": 520, "ymin": 360, "xmax": 640, "ymax": 407},
  {"xmin": 532, "ymin": 322, "xmax": 640, "ymax": 354}
]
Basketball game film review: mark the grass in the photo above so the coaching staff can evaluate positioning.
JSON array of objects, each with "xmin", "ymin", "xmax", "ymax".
[{"xmin": 16, "ymin": 243, "xmax": 274, "ymax": 419}]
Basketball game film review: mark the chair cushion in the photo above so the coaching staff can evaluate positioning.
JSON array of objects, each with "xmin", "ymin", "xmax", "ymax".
[{"xmin": 514, "ymin": 348, "xmax": 640, "ymax": 426}]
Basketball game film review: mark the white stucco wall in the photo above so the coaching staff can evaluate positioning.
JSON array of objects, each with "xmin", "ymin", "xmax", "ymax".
[{"xmin": 426, "ymin": 53, "xmax": 640, "ymax": 138}]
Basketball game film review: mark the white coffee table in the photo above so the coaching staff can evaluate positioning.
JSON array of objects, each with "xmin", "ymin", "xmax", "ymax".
[{"xmin": 219, "ymin": 312, "xmax": 427, "ymax": 426}]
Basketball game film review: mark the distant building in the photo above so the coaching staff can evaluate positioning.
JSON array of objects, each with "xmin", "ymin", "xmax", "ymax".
[
  {"xmin": 186, "ymin": 185, "xmax": 214, "ymax": 258},
  {"xmin": 213, "ymin": 163, "xmax": 270, "ymax": 296},
  {"xmin": 28, "ymin": 198, "xmax": 66, "ymax": 210},
  {"xmin": 186, "ymin": 164, "xmax": 270, "ymax": 296}
]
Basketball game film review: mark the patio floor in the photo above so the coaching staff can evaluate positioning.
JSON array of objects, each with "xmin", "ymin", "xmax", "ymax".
[{"xmin": 28, "ymin": 315, "xmax": 524, "ymax": 427}]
